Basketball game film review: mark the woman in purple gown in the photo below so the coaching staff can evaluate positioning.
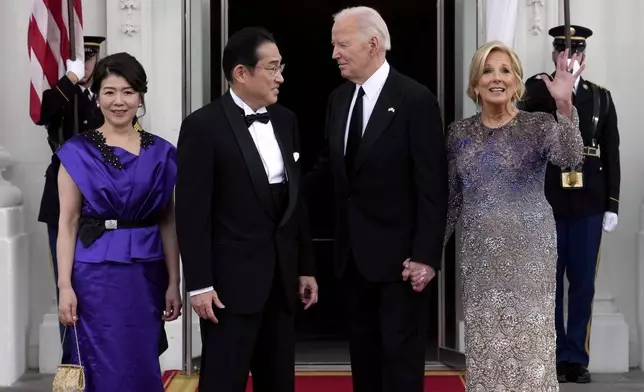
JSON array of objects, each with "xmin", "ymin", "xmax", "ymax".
[{"xmin": 56, "ymin": 52, "xmax": 182, "ymax": 391}]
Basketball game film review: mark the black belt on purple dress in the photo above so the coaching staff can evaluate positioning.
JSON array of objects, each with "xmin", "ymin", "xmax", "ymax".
[{"xmin": 77, "ymin": 216, "xmax": 158, "ymax": 247}]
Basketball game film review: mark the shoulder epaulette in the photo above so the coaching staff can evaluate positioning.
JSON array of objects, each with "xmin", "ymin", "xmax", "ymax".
[
  {"xmin": 527, "ymin": 73, "xmax": 553, "ymax": 82},
  {"xmin": 586, "ymin": 80, "xmax": 609, "ymax": 93}
]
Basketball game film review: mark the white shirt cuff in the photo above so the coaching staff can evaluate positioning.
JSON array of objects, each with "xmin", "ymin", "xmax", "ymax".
[{"xmin": 189, "ymin": 286, "xmax": 214, "ymax": 296}]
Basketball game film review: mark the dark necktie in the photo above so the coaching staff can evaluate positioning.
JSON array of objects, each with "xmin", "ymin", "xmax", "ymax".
[
  {"xmin": 244, "ymin": 112, "xmax": 271, "ymax": 127},
  {"xmin": 345, "ymin": 87, "xmax": 365, "ymax": 175},
  {"xmin": 83, "ymin": 89, "xmax": 91, "ymax": 101}
]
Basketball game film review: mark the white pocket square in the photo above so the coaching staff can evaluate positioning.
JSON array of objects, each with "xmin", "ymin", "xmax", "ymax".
[{"xmin": 293, "ymin": 152, "xmax": 300, "ymax": 162}]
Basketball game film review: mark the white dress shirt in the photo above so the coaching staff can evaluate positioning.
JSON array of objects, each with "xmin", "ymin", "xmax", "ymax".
[
  {"xmin": 230, "ymin": 88, "xmax": 285, "ymax": 183},
  {"xmin": 344, "ymin": 60, "xmax": 391, "ymax": 152},
  {"xmin": 190, "ymin": 88, "xmax": 285, "ymax": 297}
]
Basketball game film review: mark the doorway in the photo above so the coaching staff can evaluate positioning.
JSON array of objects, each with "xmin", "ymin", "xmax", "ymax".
[{"xmin": 204, "ymin": 0, "xmax": 460, "ymax": 366}]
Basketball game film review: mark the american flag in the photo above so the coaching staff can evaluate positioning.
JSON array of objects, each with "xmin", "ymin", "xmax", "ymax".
[{"xmin": 28, "ymin": 0, "xmax": 84, "ymax": 124}]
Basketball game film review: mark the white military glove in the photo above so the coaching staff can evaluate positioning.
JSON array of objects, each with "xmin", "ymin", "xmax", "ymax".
[
  {"xmin": 603, "ymin": 212, "xmax": 618, "ymax": 232},
  {"xmin": 66, "ymin": 58, "xmax": 85, "ymax": 82}
]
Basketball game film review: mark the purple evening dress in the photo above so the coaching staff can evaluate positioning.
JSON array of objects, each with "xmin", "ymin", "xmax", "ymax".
[{"xmin": 55, "ymin": 129, "xmax": 177, "ymax": 392}]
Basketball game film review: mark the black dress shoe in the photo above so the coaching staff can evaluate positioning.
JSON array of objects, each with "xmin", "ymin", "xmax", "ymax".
[
  {"xmin": 556, "ymin": 362, "xmax": 569, "ymax": 383},
  {"xmin": 575, "ymin": 366, "xmax": 592, "ymax": 383},
  {"xmin": 566, "ymin": 363, "xmax": 592, "ymax": 383}
]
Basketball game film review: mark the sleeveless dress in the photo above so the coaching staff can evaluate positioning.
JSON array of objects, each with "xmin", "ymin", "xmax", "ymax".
[
  {"xmin": 56, "ymin": 129, "xmax": 177, "ymax": 392},
  {"xmin": 444, "ymin": 110, "xmax": 583, "ymax": 391}
]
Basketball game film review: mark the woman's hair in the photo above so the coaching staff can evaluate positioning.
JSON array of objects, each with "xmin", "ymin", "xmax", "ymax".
[
  {"xmin": 467, "ymin": 41, "xmax": 525, "ymax": 105},
  {"xmin": 91, "ymin": 52, "xmax": 148, "ymax": 112}
]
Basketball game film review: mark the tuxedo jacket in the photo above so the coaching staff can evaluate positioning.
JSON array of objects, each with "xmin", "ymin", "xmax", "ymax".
[
  {"xmin": 175, "ymin": 91, "xmax": 314, "ymax": 314},
  {"xmin": 306, "ymin": 68, "xmax": 448, "ymax": 281},
  {"xmin": 521, "ymin": 74, "xmax": 620, "ymax": 218}
]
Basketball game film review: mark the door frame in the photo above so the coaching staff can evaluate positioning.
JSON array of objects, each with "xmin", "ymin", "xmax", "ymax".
[
  {"xmin": 181, "ymin": 0, "xmax": 473, "ymax": 371},
  {"xmin": 435, "ymin": 0, "xmax": 486, "ymax": 370},
  {"xmin": 436, "ymin": 0, "xmax": 465, "ymax": 369}
]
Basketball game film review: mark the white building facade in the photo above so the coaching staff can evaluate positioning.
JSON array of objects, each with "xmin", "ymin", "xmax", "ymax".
[{"xmin": 0, "ymin": 0, "xmax": 642, "ymax": 385}]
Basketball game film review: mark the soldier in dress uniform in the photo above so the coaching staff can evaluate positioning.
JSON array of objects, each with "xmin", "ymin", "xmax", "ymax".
[
  {"xmin": 35, "ymin": 36, "xmax": 149, "ymax": 363},
  {"xmin": 520, "ymin": 25, "xmax": 620, "ymax": 384}
]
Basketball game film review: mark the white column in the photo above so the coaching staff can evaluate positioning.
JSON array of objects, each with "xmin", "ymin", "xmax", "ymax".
[{"xmin": 0, "ymin": 149, "xmax": 29, "ymax": 386}]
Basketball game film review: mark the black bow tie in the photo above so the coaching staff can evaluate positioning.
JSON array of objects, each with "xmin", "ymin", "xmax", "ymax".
[{"xmin": 244, "ymin": 112, "xmax": 270, "ymax": 127}]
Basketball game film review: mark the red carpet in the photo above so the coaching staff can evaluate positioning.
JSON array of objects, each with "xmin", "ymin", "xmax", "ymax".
[{"xmin": 163, "ymin": 370, "xmax": 466, "ymax": 391}]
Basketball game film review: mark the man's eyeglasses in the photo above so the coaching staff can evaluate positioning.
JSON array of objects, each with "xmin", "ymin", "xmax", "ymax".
[{"xmin": 256, "ymin": 63, "xmax": 285, "ymax": 76}]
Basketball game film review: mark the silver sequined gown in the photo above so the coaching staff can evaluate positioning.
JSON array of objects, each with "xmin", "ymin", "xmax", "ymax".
[{"xmin": 445, "ymin": 109, "xmax": 583, "ymax": 391}]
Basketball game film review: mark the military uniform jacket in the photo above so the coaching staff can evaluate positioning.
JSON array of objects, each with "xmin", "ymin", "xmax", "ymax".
[
  {"xmin": 36, "ymin": 75, "xmax": 141, "ymax": 226},
  {"xmin": 521, "ymin": 74, "xmax": 620, "ymax": 219}
]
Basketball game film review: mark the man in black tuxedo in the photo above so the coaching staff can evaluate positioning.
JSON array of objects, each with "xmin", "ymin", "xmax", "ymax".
[
  {"xmin": 305, "ymin": 6, "xmax": 448, "ymax": 392},
  {"xmin": 175, "ymin": 27, "xmax": 318, "ymax": 392}
]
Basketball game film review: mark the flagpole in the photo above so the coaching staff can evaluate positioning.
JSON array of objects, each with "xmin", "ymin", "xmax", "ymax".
[
  {"xmin": 67, "ymin": 0, "xmax": 80, "ymax": 136},
  {"xmin": 563, "ymin": 0, "xmax": 572, "ymax": 62}
]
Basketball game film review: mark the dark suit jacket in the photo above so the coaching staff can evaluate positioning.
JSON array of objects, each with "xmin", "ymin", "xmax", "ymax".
[
  {"xmin": 520, "ymin": 74, "xmax": 620, "ymax": 218},
  {"xmin": 36, "ymin": 75, "xmax": 142, "ymax": 226},
  {"xmin": 306, "ymin": 67, "xmax": 448, "ymax": 281},
  {"xmin": 175, "ymin": 91, "xmax": 315, "ymax": 315}
]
